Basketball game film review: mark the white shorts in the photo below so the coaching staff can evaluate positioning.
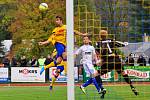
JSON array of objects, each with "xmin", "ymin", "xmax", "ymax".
[{"xmin": 83, "ymin": 62, "xmax": 96, "ymax": 77}]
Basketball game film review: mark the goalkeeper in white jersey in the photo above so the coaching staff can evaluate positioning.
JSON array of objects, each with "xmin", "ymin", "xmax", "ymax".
[{"xmin": 75, "ymin": 36, "xmax": 106, "ymax": 99}]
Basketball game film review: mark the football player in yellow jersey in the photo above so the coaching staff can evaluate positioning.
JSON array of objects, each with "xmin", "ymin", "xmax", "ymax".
[
  {"xmin": 38, "ymin": 16, "xmax": 86, "ymax": 90},
  {"xmin": 48, "ymin": 49, "xmax": 67, "ymax": 90}
]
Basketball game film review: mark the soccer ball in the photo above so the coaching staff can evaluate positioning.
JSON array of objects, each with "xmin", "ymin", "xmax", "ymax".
[{"xmin": 39, "ymin": 3, "xmax": 48, "ymax": 12}]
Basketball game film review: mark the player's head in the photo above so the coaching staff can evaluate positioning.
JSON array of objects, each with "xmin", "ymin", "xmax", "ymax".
[
  {"xmin": 47, "ymin": 54, "xmax": 51, "ymax": 58},
  {"xmin": 32, "ymin": 56, "xmax": 36, "ymax": 59},
  {"xmin": 99, "ymin": 30, "xmax": 108, "ymax": 40},
  {"xmin": 83, "ymin": 36, "xmax": 91, "ymax": 45},
  {"xmin": 55, "ymin": 16, "xmax": 63, "ymax": 26}
]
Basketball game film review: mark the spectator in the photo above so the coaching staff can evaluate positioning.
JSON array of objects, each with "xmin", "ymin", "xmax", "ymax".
[
  {"xmin": 11, "ymin": 56, "xmax": 18, "ymax": 67},
  {"xmin": 44, "ymin": 54, "xmax": 53, "ymax": 65},
  {"xmin": 137, "ymin": 55, "xmax": 146, "ymax": 66},
  {"xmin": 2, "ymin": 56, "xmax": 10, "ymax": 67},
  {"xmin": 2, "ymin": 55, "xmax": 10, "ymax": 78},
  {"xmin": 20, "ymin": 56, "xmax": 28, "ymax": 67},
  {"xmin": 125, "ymin": 53, "xmax": 134, "ymax": 66},
  {"xmin": 148, "ymin": 58, "xmax": 150, "ymax": 65},
  {"xmin": 38, "ymin": 55, "xmax": 46, "ymax": 68},
  {"xmin": 29, "ymin": 56, "xmax": 38, "ymax": 67},
  {"xmin": 44, "ymin": 54, "xmax": 53, "ymax": 81}
]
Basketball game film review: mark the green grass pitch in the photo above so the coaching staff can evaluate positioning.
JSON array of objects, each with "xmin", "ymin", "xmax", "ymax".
[{"xmin": 0, "ymin": 85, "xmax": 150, "ymax": 100}]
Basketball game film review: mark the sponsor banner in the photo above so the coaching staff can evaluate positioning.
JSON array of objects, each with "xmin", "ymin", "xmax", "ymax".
[
  {"xmin": 84, "ymin": 66, "xmax": 150, "ymax": 82},
  {"xmin": 49, "ymin": 67, "xmax": 78, "ymax": 82},
  {"xmin": 124, "ymin": 69, "xmax": 149, "ymax": 78},
  {"xmin": 101, "ymin": 72, "xmax": 112, "ymax": 81},
  {"xmin": 0, "ymin": 68, "xmax": 9, "ymax": 82},
  {"xmin": 11, "ymin": 67, "xmax": 45, "ymax": 82},
  {"xmin": 124, "ymin": 66, "xmax": 150, "ymax": 82},
  {"xmin": 83, "ymin": 66, "xmax": 118, "ymax": 82},
  {"xmin": 101, "ymin": 71, "xmax": 119, "ymax": 82}
]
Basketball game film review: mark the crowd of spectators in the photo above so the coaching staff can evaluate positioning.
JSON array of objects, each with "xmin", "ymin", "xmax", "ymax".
[
  {"xmin": 125, "ymin": 53, "xmax": 149, "ymax": 66},
  {"xmin": 125, "ymin": 53, "xmax": 134, "ymax": 66},
  {"xmin": 1, "ymin": 55, "xmax": 49, "ymax": 68},
  {"xmin": 0, "ymin": 53, "xmax": 150, "ymax": 81},
  {"xmin": 1, "ymin": 53, "xmax": 150, "ymax": 68},
  {"xmin": 137, "ymin": 55, "xmax": 147, "ymax": 66},
  {"xmin": 0, "ymin": 55, "xmax": 54, "ymax": 81},
  {"xmin": 1, "ymin": 53, "xmax": 150, "ymax": 69}
]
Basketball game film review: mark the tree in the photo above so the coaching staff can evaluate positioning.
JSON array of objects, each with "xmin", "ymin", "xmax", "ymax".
[
  {"xmin": 94, "ymin": 0, "xmax": 129, "ymax": 41},
  {"xmin": 8, "ymin": 0, "xmax": 66, "ymax": 58},
  {"xmin": 128, "ymin": 0, "xmax": 150, "ymax": 42},
  {"xmin": 0, "ymin": 1, "xmax": 16, "ymax": 58},
  {"xmin": 94, "ymin": 0, "xmax": 150, "ymax": 42}
]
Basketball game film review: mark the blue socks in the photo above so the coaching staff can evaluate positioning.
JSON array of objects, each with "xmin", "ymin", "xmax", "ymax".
[
  {"xmin": 82, "ymin": 78, "xmax": 93, "ymax": 87},
  {"xmin": 40, "ymin": 66, "xmax": 45, "ymax": 75},
  {"xmin": 92, "ymin": 78, "xmax": 100, "ymax": 92},
  {"xmin": 82, "ymin": 77, "xmax": 101, "ymax": 92}
]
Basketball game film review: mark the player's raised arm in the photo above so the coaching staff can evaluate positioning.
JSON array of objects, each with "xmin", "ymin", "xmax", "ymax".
[
  {"xmin": 38, "ymin": 40, "xmax": 50, "ymax": 46},
  {"xmin": 74, "ymin": 30, "xmax": 87, "ymax": 36},
  {"xmin": 38, "ymin": 34, "xmax": 55, "ymax": 46},
  {"xmin": 115, "ymin": 41, "xmax": 128, "ymax": 47}
]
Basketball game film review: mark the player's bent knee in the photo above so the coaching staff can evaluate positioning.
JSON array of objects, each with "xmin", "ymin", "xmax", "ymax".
[
  {"xmin": 93, "ymin": 71, "xmax": 99, "ymax": 77},
  {"xmin": 89, "ymin": 73, "xmax": 95, "ymax": 78}
]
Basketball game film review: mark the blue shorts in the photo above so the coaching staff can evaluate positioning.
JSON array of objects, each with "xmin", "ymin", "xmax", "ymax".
[
  {"xmin": 55, "ymin": 42, "xmax": 66, "ymax": 59},
  {"xmin": 57, "ymin": 66, "xmax": 64, "ymax": 73}
]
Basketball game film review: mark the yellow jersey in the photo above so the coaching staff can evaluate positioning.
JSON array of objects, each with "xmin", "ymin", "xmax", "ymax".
[{"xmin": 48, "ymin": 25, "xmax": 66, "ymax": 46}]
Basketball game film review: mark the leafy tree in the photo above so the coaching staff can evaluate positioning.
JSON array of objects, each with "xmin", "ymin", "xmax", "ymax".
[
  {"xmin": 8, "ymin": 0, "xmax": 66, "ymax": 58},
  {"xmin": 128, "ymin": 0, "xmax": 150, "ymax": 42},
  {"xmin": 94, "ymin": 0, "xmax": 150, "ymax": 42},
  {"xmin": 0, "ymin": 1, "xmax": 16, "ymax": 58},
  {"xmin": 0, "ymin": 0, "xmax": 17, "ymax": 40},
  {"xmin": 94, "ymin": 0, "xmax": 130, "ymax": 41}
]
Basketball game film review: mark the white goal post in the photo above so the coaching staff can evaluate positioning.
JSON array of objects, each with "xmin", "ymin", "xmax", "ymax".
[{"xmin": 66, "ymin": 0, "xmax": 75, "ymax": 100}]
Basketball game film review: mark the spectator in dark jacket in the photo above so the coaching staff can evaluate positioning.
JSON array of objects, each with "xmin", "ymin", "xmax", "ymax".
[
  {"xmin": 2, "ymin": 56, "xmax": 10, "ymax": 67},
  {"xmin": 20, "ymin": 56, "xmax": 28, "ymax": 67},
  {"xmin": 29, "ymin": 56, "xmax": 38, "ymax": 67},
  {"xmin": 44, "ymin": 54, "xmax": 53, "ymax": 81},
  {"xmin": 11, "ymin": 56, "xmax": 18, "ymax": 67},
  {"xmin": 2, "ymin": 55, "xmax": 10, "ymax": 78},
  {"xmin": 44, "ymin": 55, "xmax": 53, "ymax": 65},
  {"xmin": 137, "ymin": 55, "xmax": 146, "ymax": 66},
  {"xmin": 148, "ymin": 57, "xmax": 150, "ymax": 65},
  {"xmin": 125, "ymin": 53, "xmax": 134, "ymax": 66}
]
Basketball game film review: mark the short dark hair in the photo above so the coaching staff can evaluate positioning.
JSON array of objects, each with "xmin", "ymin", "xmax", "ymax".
[
  {"xmin": 56, "ymin": 16, "xmax": 63, "ymax": 20},
  {"xmin": 83, "ymin": 35, "xmax": 92, "ymax": 39}
]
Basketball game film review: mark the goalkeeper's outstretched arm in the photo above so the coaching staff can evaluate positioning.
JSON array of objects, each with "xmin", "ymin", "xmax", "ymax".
[
  {"xmin": 115, "ymin": 40, "xmax": 128, "ymax": 47},
  {"xmin": 74, "ymin": 30, "xmax": 87, "ymax": 36}
]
